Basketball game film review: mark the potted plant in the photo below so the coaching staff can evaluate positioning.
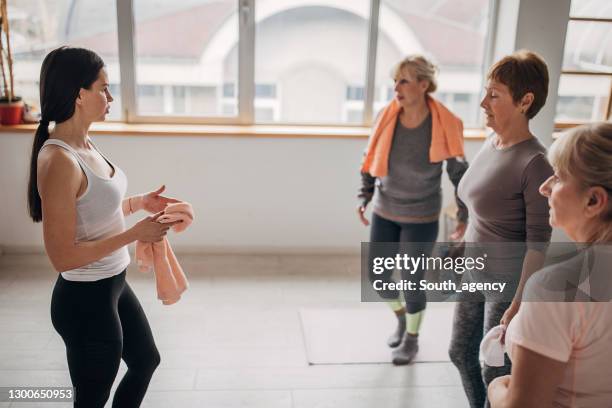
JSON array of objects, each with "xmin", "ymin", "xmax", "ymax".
[{"xmin": 0, "ymin": 0, "xmax": 23, "ymax": 125}]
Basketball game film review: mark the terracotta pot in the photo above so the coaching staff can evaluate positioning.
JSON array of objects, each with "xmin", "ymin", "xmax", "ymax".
[{"xmin": 0, "ymin": 98, "xmax": 24, "ymax": 125}]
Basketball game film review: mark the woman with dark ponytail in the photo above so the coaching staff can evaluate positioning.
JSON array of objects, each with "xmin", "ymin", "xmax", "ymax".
[{"xmin": 28, "ymin": 46, "xmax": 179, "ymax": 407}]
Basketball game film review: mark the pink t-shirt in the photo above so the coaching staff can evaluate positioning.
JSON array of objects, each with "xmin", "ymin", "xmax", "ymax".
[{"xmin": 506, "ymin": 246, "xmax": 612, "ymax": 407}]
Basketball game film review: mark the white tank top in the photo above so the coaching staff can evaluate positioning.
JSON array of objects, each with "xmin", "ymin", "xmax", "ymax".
[{"xmin": 41, "ymin": 138, "xmax": 131, "ymax": 281}]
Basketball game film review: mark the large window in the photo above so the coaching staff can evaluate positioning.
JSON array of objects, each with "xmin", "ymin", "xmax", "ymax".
[
  {"xmin": 254, "ymin": 1, "xmax": 370, "ymax": 124},
  {"xmin": 10, "ymin": 0, "xmax": 122, "ymax": 120},
  {"xmin": 555, "ymin": 0, "xmax": 612, "ymax": 126},
  {"xmin": 12, "ymin": 0, "xmax": 494, "ymax": 127},
  {"xmin": 133, "ymin": 0, "xmax": 237, "ymax": 119},
  {"xmin": 374, "ymin": 0, "xmax": 491, "ymax": 128}
]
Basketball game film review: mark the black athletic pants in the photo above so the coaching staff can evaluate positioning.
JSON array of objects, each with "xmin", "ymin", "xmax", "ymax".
[
  {"xmin": 368, "ymin": 212, "xmax": 439, "ymax": 313},
  {"xmin": 51, "ymin": 270, "xmax": 159, "ymax": 408}
]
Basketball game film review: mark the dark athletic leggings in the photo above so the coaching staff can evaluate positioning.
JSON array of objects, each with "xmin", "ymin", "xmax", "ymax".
[
  {"xmin": 369, "ymin": 212, "xmax": 439, "ymax": 313},
  {"xmin": 448, "ymin": 297, "xmax": 511, "ymax": 408},
  {"xmin": 51, "ymin": 270, "xmax": 159, "ymax": 408}
]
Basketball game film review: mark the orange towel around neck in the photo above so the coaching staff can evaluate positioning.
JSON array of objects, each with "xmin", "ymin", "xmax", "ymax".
[
  {"xmin": 361, "ymin": 96, "xmax": 465, "ymax": 177},
  {"xmin": 135, "ymin": 202, "xmax": 194, "ymax": 305}
]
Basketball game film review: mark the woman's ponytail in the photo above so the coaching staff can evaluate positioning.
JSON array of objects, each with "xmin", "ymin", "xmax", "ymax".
[{"xmin": 28, "ymin": 120, "xmax": 50, "ymax": 222}]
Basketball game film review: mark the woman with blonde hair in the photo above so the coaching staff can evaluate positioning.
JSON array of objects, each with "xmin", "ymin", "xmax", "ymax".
[
  {"xmin": 489, "ymin": 122, "xmax": 612, "ymax": 407},
  {"xmin": 359, "ymin": 54, "xmax": 468, "ymax": 364}
]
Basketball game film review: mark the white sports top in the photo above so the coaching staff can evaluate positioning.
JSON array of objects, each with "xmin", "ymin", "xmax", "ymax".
[{"xmin": 41, "ymin": 138, "xmax": 131, "ymax": 281}]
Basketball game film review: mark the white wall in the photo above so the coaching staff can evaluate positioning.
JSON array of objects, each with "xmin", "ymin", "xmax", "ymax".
[{"xmin": 0, "ymin": 132, "xmax": 486, "ymax": 254}]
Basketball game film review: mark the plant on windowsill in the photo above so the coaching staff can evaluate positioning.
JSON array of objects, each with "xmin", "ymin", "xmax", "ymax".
[{"xmin": 0, "ymin": 0, "xmax": 23, "ymax": 125}]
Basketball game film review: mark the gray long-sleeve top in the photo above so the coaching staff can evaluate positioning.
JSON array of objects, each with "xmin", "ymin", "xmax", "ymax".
[
  {"xmin": 457, "ymin": 135, "xmax": 553, "ymax": 246},
  {"xmin": 358, "ymin": 114, "xmax": 469, "ymax": 223}
]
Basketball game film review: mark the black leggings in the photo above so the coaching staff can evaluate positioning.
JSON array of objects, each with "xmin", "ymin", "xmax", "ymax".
[
  {"xmin": 51, "ymin": 270, "xmax": 159, "ymax": 408},
  {"xmin": 369, "ymin": 212, "xmax": 439, "ymax": 313}
]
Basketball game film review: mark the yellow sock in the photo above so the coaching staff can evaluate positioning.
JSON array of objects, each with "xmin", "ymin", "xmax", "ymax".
[
  {"xmin": 406, "ymin": 310, "xmax": 424, "ymax": 335},
  {"xmin": 387, "ymin": 299, "xmax": 404, "ymax": 313}
]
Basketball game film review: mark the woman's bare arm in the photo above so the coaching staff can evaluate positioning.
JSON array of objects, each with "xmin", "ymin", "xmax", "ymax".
[
  {"xmin": 489, "ymin": 345, "xmax": 565, "ymax": 408},
  {"xmin": 121, "ymin": 196, "xmax": 143, "ymax": 217},
  {"xmin": 37, "ymin": 148, "xmax": 165, "ymax": 273},
  {"xmin": 500, "ymin": 249, "xmax": 546, "ymax": 326}
]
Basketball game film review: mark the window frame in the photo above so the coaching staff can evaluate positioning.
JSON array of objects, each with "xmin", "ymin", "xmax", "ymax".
[
  {"xmin": 114, "ymin": 0, "xmax": 494, "ymax": 127},
  {"xmin": 116, "ymin": 0, "xmax": 254, "ymax": 125},
  {"xmin": 555, "ymin": 15, "xmax": 612, "ymax": 129}
]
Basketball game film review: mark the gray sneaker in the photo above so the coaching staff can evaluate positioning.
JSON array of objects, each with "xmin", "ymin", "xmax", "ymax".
[
  {"xmin": 391, "ymin": 332, "xmax": 419, "ymax": 365},
  {"xmin": 387, "ymin": 314, "xmax": 406, "ymax": 348}
]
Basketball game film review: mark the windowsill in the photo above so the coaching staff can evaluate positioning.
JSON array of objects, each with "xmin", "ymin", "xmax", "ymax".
[{"xmin": 0, "ymin": 122, "xmax": 488, "ymax": 139}]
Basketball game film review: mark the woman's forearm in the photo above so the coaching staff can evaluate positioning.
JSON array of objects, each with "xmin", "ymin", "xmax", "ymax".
[
  {"xmin": 359, "ymin": 172, "xmax": 376, "ymax": 207},
  {"xmin": 121, "ymin": 198, "xmax": 131, "ymax": 216},
  {"xmin": 47, "ymin": 229, "xmax": 136, "ymax": 273},
  {"xmin": 513, "ymin": 249, "xmax": 546, "ymax": 304},
  {"xmin": 447, "ymin": 158, "xmax": 469, "ymax": 223},
  {"xmin": 121, "ymin": 195, "xmax": 144, "ymax": 216}
]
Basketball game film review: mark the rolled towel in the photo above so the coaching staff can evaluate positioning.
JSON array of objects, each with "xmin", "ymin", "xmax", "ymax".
[{"xmin": 136, "ymin": 202, "xmax": 194, "ymax": 305}]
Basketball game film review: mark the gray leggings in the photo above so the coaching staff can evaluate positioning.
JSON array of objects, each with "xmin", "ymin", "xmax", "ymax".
[{"xmin": 448, "ymin": 299, "xmax": 511, "ymax": 408}]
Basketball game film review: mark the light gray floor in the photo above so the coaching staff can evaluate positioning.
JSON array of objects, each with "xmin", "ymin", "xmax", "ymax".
[{"xmin": 0, "ymin": 253, "xmax": 469, "ymax": 408}]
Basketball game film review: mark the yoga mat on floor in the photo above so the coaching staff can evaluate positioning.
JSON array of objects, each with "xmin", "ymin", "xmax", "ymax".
[{"xmin": 299, "ymin": 305, "xmax": 454, "ymax": 364}]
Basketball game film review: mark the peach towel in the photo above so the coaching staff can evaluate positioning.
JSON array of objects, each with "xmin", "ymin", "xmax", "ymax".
[
  {"xmin": 135, "ymin": 202, "xmax": 194, "ymax": 305},
  {"xmin": 361, "ymin": 96, "xmax": 465, "ymax": 177}
]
